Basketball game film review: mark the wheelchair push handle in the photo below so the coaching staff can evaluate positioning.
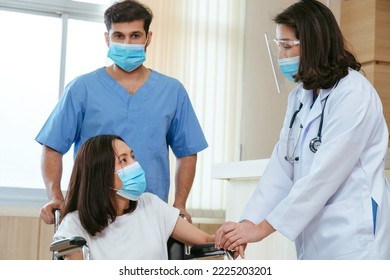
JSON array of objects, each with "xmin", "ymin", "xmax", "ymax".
[
  {"xmin": 53, "ymin": 208, "xmax": 61, "ymax": 233},
  {"xmin": 50, "ymin": 208, "xmax": 90, "ymax": 260}
]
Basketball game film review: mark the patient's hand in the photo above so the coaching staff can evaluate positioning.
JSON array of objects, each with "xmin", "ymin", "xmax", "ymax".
[
  {"xmin": 232, "ymin": 244, "xmax": 247, "ymax": 259},
  {"xmin": 64, "ymin": 250, "xmax": 83, "ymax": 260}
]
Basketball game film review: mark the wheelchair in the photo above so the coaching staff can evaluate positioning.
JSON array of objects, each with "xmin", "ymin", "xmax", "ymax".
[{"xmin": 50, "ymin": 210, "xmax": 233, "ymax": 260}]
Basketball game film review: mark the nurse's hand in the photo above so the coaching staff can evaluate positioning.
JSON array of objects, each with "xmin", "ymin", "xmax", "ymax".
[
  {"xmin": 177, "ymin": 208, "xmax": 192, "ymax": 224},
  {"xmin": 40, "ymin": 196, "xmax": 64, "ymax": 224}
]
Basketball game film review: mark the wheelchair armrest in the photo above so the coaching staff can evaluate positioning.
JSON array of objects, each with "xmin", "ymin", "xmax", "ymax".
[
  {"xmin": 50, "ymin": 236, "xmax": 89, "ymax": 259},
  {"xmin": 185, "ymin": 242, "xmax": 232, "ymax": 260},
  {"xmin": 50, "ymin": 236, "xmax": 87, "ymax": 252}
]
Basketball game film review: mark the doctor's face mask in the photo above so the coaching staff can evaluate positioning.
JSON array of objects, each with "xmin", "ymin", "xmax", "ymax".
[
  {"xmin": 277, "ymin": 56, "xmax": 300, "ymax": 82},
  {"xmin": 274, "ymin": 24, "xmax": 300, "ymax": 83},
  {"xmin": 114, "ymin": 161, "xmax": 146, "ymax": 201}
]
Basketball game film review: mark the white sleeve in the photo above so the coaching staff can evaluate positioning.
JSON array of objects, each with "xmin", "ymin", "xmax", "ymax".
[
  {"xmin": 147, "ymin": 193, "xmax": 180, "ymax": 240},
  {"xmin": 53, "ymin": 211, "xmax": 88, "ymax": 241}
]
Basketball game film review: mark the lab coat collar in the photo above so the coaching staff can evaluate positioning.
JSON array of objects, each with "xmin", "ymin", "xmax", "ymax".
[
  {"xmin": 296, "ymin": 84, "xmax": 334, "ymax": 126},
  {"xmin": 296, "ymin": 84, "xmax": 317, "ymax": 107},
  {"xmin": 296, "ymin": 84, "xmax": 333, "ymax": 105}
]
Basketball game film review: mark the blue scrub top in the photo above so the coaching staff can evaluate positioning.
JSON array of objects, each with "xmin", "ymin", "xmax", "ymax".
[{"xmin": 35, "ymin": 67, "xmax": 208, "ymax": 202}]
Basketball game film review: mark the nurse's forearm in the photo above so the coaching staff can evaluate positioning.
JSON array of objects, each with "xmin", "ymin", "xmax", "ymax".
[
  {"xmin": 40, "ymin": 145, "xmax": 65, "ymax": 224},
  {"xmin": 41, "ymin": 145, "xmax": 64, "ymax": 200},
  {"xmin": 173, "ymin": 154, "xmax": 197, "ymax": 216}
]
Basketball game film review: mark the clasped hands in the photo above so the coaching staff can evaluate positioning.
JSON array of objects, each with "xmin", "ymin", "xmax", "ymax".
[
  {"xmin": 214, "ymin": 220, "xmax": 259, "ymax": 259},
  {"xmin": 214, "ymin": 219, "xmax": 275, "ymax": 259}
]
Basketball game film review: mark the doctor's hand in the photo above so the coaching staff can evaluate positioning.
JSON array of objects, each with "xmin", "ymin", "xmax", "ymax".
[
  {"xmin": 215, "ymin": 220, "xmax": 275, "ymax": 254},
  {"xmin": 215, "ymin": 220, "xmax": 257, "ymax": 251}
]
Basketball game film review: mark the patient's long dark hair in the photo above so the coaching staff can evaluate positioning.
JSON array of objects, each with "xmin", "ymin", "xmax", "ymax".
[
  {"xmin": 274, "ymin": 0, "xmax": 361, "ymax": 90},
  {"xmin": 62, "ymin": 134, "xmax": 137, "ymax": 236}
]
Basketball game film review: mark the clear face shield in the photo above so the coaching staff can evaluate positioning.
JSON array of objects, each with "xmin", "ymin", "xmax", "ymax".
[{"xmin": 264, "ymin": 33, "xmax": 298, "ymax": 94}]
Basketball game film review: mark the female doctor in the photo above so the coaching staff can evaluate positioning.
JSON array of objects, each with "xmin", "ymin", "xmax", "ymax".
[{"xmin": 215, "ymin": 0, "xmax": 390, "ymax": 259}]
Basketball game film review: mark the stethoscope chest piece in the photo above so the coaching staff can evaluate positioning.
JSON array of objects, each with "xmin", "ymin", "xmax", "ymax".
[
  {"xmin": 309, "ymin": 137, "xmax": 321, "ymax": 153},
  {"xmin": 308, "ymin": 94, "xmax": 330, "ymax": 154}
]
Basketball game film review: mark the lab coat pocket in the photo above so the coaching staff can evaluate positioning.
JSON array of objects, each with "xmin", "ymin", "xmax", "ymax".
[{"xmin": 303, "ymin": 198, "xmax": 370, "ymax": 259}]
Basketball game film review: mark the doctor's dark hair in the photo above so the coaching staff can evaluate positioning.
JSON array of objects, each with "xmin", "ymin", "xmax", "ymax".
[
  {"xmin": 104, "ymin": 0, "xmax": 153, "ymax": 33},
  {"xmin": 62, "ymin": 134, "xmax": 137, "ymax": 236},
  {"xmin": 274, "ymin": 0, "xmax": 361, "ymax": 90}
]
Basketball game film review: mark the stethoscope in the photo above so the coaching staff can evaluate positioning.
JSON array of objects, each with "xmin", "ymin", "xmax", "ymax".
[{"xmin": 285, "ymin": 93, "xmax": 329, "ymax": 162}]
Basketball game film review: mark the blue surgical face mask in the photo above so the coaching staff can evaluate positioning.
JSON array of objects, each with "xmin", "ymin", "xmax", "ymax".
[
  {"xmin": 114, "ymin": 161, "xmax": 146, "ymax": 201},
  {"xmin": 107, "ymin": 40, "xmax": 147, "ymax": 72},
  {"xmin": 277, "ymin": 56, "xmax": 300, "ymax": 82}
]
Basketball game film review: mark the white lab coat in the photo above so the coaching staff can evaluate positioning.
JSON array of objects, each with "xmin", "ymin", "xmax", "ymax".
[{"xmin": 241, "ymin": 69, "xmax": 390, "ymax": 259}]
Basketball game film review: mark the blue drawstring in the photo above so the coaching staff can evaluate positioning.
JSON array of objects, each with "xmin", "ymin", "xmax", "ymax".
[{"xmin": 371, "ymin": 198, "xmax": 378, "ymax": 235}]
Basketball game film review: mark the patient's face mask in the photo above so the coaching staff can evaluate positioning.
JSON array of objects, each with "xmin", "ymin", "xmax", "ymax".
[
  {"xmin": 107, "ymin": 39, "xmax": 147, "ymax": 72},
  {"xmin": 277, "ymin": 56, "xmax": 300, "ymax": 82},
  {"xmin": 114, "ymin": 161, "xmax": 146, "ymax": 201}
]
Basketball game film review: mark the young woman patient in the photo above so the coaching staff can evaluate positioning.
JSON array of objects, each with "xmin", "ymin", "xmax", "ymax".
[{"xmin": 53, "ymin": 134, "xmax": 213, "ymax": 260}]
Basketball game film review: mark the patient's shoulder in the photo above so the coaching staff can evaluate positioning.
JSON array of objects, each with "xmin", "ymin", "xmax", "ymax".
[
  {"xmin": 62, "ymin": 211, "xmax": 80, "ymax": 222},
  {"xmin": 137, "ymin": 192, "xmax": 174, "ymax": 214},
  {"xmin": 140, "ymin": 192, "xmax": 162, "ymax": 201}
]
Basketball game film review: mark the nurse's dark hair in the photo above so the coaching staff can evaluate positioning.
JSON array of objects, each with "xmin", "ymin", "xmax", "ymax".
[
  {"xmin": 274, "ymin": 0, "xmax": 361, "ymax": 90},
  {"xmin": 104, "ymin": 0, "xmax": 153, "ymax": 33},
  {"xmin": 61, "ymin": 134, "xmax": 137, "ymax": 236}
]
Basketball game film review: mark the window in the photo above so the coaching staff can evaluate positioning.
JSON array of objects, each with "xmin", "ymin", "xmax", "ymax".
[
  {"xmin": 65, "ymin": 19, "xmax": 108, "ymax": 85},
  {"xmin": 0, "ymin": 10, "xmax": 62, "ymax": 188},
  {"xmin": 0, "ymin": 0, "xmax": 246, "ymax": 217},
  {"xmin": 72, "ymin": 0, "xmax": 111, "ymax": 4},
  {"xmin": 0, "ymin": 2, "xmax": 108, "ymax": 189}
]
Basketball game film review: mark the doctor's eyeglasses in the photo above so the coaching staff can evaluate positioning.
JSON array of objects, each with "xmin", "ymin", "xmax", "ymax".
[{"xmin": 273, "ymin": 39, "xmax": 300, "ymax": 48}]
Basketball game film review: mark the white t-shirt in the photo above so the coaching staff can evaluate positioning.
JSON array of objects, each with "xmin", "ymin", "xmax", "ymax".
[{"xmin": 54, "ymin": 192, "xmax": 179, "ymax": 260}]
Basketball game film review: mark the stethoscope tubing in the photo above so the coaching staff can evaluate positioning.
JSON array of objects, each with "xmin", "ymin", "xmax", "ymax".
[{"xmin": 285, "ymin": 93, "xmax": 330, "ymax": 161}]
